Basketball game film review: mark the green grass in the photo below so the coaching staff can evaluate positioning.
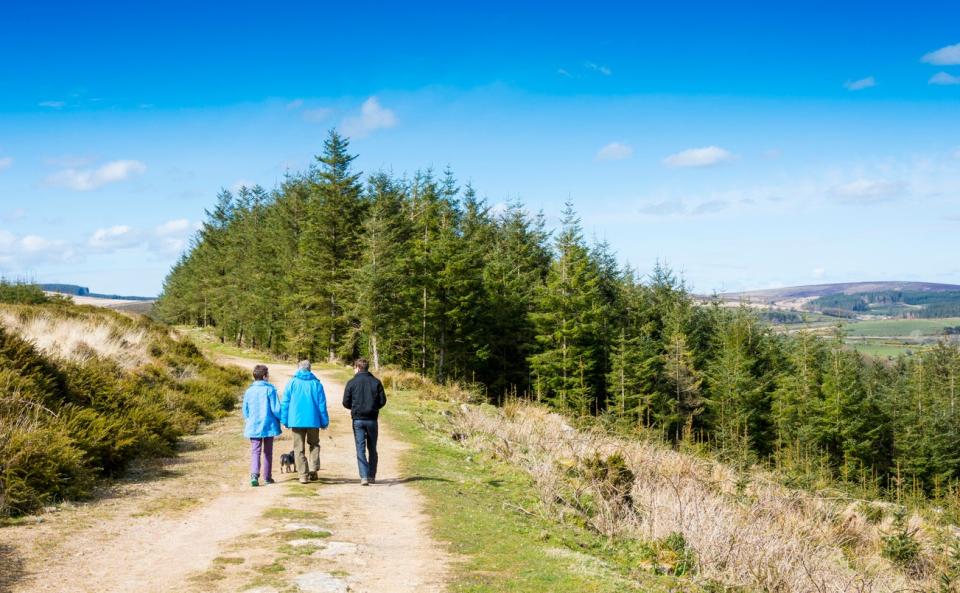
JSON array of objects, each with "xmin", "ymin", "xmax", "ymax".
[
  {"xmin": 175, "ymin": 325, "xmax": 293, "ymax": 363},
  {"xmin": 381, "ymin": 390, "xmax": 707, "ymax": 593},
  {"xmin": 261, "ymin": 507, "xmax": 326, "ymax": 521},
  {"xmin": 847, "ymin": 341, "xmax": 926, "ymax": 359},
  {"xmin": 840, "ymin": 318, "xmax": 960, "ymax": 337}
]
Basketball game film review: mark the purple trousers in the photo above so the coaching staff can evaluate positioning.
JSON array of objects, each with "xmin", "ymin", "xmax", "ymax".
[{"xmin": 250, "ymin": 437, "xmax": 274, "ymax": 480}]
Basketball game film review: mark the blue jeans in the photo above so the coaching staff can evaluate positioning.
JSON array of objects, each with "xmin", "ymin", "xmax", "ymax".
[{"xmin": 352, "ymin": 419, "xmax": 379, "ymax": 479}]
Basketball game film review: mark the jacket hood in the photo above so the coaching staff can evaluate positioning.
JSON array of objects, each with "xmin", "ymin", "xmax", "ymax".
[{"xmin": 294, "ymin": 369, "xmax": 317, "ymax": 380}]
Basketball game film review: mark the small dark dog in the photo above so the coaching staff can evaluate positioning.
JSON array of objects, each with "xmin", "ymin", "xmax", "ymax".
[{"xmin": 279, "ymin": 450, "xmax": 296, "ymax": 474}]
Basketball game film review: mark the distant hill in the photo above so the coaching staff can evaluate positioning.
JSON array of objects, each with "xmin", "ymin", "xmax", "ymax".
[
  {"xmin": 721, "ymin": 281, "xmax": 960, "ymax": 302},
  {"xmin": 720, "ymin": 281, "xmax": 960, "ymax": 320},
  {"xmin": 39, "ymin": 283, "xmax": 155, "ymax": 301}
]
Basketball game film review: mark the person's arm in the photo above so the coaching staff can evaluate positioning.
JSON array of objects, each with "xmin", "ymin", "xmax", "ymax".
[
  {"xmin": 342, "ymin": 380, "xmax": 353, "ymax": 410},
  {"xmin": 316, "ymin": 383, "xmax": 330, "ymax": 429},
  {"xmin": 280, "ymin": 383, "xmax": 291, "ymax": 427},
  {"xmin": 269, "ymin": 385, "xmax": 282, "ymax": 421},
  {"xmin": 377, "ymin": 381, "xmax": 387, "ymax": 409}
]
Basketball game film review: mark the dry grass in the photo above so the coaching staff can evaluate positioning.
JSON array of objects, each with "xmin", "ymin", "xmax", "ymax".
[
  {"xmin": 379, "ymin": 367, "xmax": 480, "ymax": 403},
  {"xmin": 448, "ymin": 401, "xmax": 952, "ymax": 593},
  {"xmin": 0, "ymin": 308, "xmax": 148, "ymax": 368}
]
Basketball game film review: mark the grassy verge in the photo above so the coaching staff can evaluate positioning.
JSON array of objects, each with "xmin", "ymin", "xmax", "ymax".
[
  {"xmin": 174, "ymin": 325, "xmax": 295, "ymax": 363},
  {"xmin": 381, "ymin": 390, "xmax": 704, "ymax": 593}
]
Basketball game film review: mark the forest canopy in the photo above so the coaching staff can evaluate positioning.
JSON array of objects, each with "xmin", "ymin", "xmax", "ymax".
[{"xmin": 157, "ymin": 131, "xmax": 960, "ymax": 498}]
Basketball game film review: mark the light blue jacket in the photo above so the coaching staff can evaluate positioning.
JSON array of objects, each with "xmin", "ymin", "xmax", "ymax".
[
  {"xmin": 281, "ymin": 369, "xmax": 330, "ymax": 429},
  {"xmin": 242, "ymin": 380, "xmax": 282, "ymax": 438}
]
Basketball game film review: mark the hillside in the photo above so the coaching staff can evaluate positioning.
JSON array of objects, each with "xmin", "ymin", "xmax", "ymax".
[
  {"xmin": 0, "ymin": 288, "xmax": 244, "ymax": 516},
  {"xmin": 721, "ymin": 281, "xmax": 960, "ymax": 303}
]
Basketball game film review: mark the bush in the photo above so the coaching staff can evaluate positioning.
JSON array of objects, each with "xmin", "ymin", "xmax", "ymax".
[
  {"xmin": 0, "ymin": 425, "xmax": 92, "ymax": 516},
  {"xmin": 0, "ymin": 301, "xmax": 244, "ymax": 517},
  {"xmin": 0, "ymin": 282, "xmax": 48, "ymax": 305},
  {"xmin": 882, "ymin": 508, "xmax": 921, "ymax": 570}
]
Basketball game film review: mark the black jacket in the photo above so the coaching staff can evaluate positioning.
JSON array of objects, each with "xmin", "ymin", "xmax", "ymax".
[{"xmin": 342, "ymin": 371, "xmax": 387, "ymax": 420}]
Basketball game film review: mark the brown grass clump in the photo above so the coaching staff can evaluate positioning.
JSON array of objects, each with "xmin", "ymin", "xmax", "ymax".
[
  {"xmin": 447, "ymin": 401, "xmax": 948, "ymax": 593},
  {"xmin": 0, "ymin": 309, "xmax": 148, "ymax": 369},
  {"xmin": 379, "ymin": 367, "xmax": 480, "ymax": 403}
]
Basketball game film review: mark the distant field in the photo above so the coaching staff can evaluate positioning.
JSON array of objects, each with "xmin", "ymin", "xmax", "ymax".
[
  {"xmin": 839, "ymin": 318, "xmax": 960, "ymax": 337},
  {"xmin": 846, "ymin": 341, "xmax": 926, "ymax": 359}
]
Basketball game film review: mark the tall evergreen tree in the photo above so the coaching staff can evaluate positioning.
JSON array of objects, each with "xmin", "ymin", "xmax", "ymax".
[{"xmin": 529, "ymin": 203, "xmax": 604, "ymax": 416}]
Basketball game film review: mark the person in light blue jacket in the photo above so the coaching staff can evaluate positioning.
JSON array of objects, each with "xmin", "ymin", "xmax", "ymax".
[
  {"xmin": 280, "ymin": 360, "xmax": 330, "ymax": 484},
  {"xmin": 243, "ymin": 364, "xmax": 281, "ymax": 487}
]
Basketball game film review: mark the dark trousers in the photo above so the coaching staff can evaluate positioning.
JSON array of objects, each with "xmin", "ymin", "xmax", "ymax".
[{"xmin": 352, "ymin": 419, "xmax": 379, "ymax": 479}]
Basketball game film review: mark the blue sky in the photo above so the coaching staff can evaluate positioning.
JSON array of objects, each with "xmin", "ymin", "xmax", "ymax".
[{"xmin": 2, "ymin": 1, "xmax": 960, "ymax": 295}]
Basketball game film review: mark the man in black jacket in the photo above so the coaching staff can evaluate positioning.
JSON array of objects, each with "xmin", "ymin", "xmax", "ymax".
[{"xmin": 342, "ymin": 358, "xmax": 387, "ymax": 485}]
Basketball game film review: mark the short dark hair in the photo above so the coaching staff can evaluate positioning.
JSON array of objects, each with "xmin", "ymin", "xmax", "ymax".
[
  {"xmin": 253, "ymin": 365, "xmax": 269, "ymax": 380},
  {"xmin": 355, "ymin": 358, "xmax": 369, "ymax": 372}
]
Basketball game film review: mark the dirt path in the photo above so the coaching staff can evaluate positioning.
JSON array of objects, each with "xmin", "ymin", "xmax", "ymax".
[{"xmin": 3, "ymin": 356, "xmax": 448, "ymax": 593}]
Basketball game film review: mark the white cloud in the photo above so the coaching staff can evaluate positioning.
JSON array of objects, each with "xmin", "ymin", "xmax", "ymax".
[
  {"xmin": 21, "ymin": 235, "xmax": 59, "ymax": 253},
  {"xmin": 0, "ymin": 230, "xmax": 74, "ymax": 267},
  {"xmin": 339, "ymin": 97, "xmax": 398, "ymax": 139},
  {"xmin": 557, "ymin": 68, "xmax": 572, "ymax": 78},
  {"xmin": 663, "ymin": 146, "xmax": 735, "ymax": 168},
  {"xmin": 596, "ymin": 142, "xmax": 633, "ymax": 161},
  {"xmin": 812, "ymin": 267, "xmax": 826, "ymax": 279},
  {"xmin": 0, "ymin": 157, "xmax": 11, "ymax": 171},
  {"xmin": 155, "ymin": 219, "xmax": 192, "ymax": 236},
  {"xmin": 38, "ymin": 100, "xmax": 65, "ymax": 109},
  {"xmin": 585, "ymin": 61, "xmax": 612, "ymax": 76},
  {"xmin": 923, "ymin": 43, "xmax": 960, "ymax": 65},
  {"xmin": 930, "ymin": 71, "xmax": 960, "ymax": 85},
  {"xmin": 89, "ymin": 225, "xmax": 141, "ymax": 250},
  {"xmin": 844, "ymin": 76, "xmax": 876, "ymax": 91},
  {"xmin": 150, "ymin": 218, "xmax": 198, "ymax": 255},
  {"xmin": 286, "ymin": 99, "xmax": 304, "ymax": 110},
  {"xmin": 302, "ymin": 107, "xmax": 333, "ymax": 123},
  {"xmin": 831, "ymin": 179, "xmax": 906, "ymax": 202},
  {"xmin": 47, "ymin": 160, "xmax": 146, "ymax": 191}
]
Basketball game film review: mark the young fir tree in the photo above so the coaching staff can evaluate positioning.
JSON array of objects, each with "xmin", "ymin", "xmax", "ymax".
[
  {"xmin": 292, "ymin": 130, "xmax": 366, "ymax": 360},
  {"xmin": 705, "ymin": 307, "xmax": 764, "ymax": 458},
  {"xmin": 353, "ymin": 172, "xmax": 416, "ymax": 370},
  {"xmin": 659, "ymin": 302, "xmax": 703, "ymax": 440},
  {"xmin": 483, "ymin": 202, "xmax": 551, "ymax": 399},
  {"xmin": 529, "ymin": 203, "xmax": 604, "ymax": 417}
]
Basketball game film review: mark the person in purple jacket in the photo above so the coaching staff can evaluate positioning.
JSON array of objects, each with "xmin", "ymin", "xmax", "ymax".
[{"xmin": 242, "ymin": 364, "xmax": 282, "ymax": 487}]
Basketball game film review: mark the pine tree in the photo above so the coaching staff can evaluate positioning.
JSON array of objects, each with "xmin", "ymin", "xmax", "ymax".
[
  {"xmin": 529, "ymin": 203, "xmax": 604, "ymax": 416},
  {"xmin": 354, "ymin": 172, "xmax": 416, "ymax": 370},
  {"xmin": 292, "ymin": 130, "xmax": 366, "ymax": 360},
  {"xmin": 483, "ymin": 202, "xmax": 550, "ymax": 398},
  {"xmin": 660, "ymin": 303, "xmax": 702, "ymax": 439}
]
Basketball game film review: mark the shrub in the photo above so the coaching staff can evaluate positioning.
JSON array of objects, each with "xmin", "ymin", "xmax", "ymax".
[
  {"xmin": 649, "ymin": 532, "xmax": 698, "ymax": 577},
  {"xmin": 0, "ymin": 301, "xmax": 243, "ymax": 517},
  {"xmin": 0, "ymin": 282, "xmax": 48, "ymax": 305},
  {"xmin": 882, "ymin": 508, "xmax": 921, "ymax": 570},
  {"xmin": 0, "ymin": 425, "xmax": 92, "ymax": 516}
]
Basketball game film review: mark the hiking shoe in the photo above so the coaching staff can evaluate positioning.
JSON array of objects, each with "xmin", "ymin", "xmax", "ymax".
[
  {"xmin": 360, "ymin": 478, "xmax": 369, "ymax": 486},
  {"xmin": 308, "ymin": 472, "xmax": 318, "ymax": 481},
  {"xmin": 299, "ymin": 476, "xmax": 309, "ymax": 484},
  {"xmin": 250, "ymin": 477, "xmax": 259, "ymax": 487},
  {"xmin": 369, "ymin": 478, "xmax": 376, "ymax": 485},
  {"xmin": 264, "ymin": 478, "xmax": 276, "ymax": 485}
]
